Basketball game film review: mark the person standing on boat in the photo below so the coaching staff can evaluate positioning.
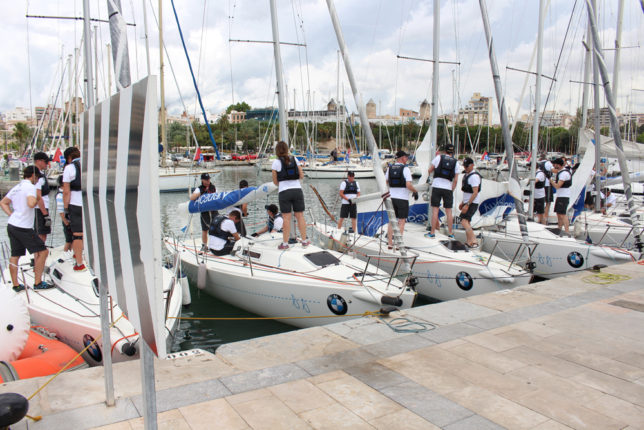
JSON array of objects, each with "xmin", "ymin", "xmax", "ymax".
[
  {"xmin": 251, "ymin": 204, "xmax": 283, "ymax": 236},
  {"xmin": 427, "ymin": 144, "xmax": 461, "ymax": 238},
  {"xmin": 458, "ymin": 158, "xmax": 480, "ymax": 247},
  {"xmin": 208, "ymin": 209, "xmax": 242, "ymax": 256},
  {"xmin": 272, "ymin": 141, "xmax": 309, "ymax": 250},
  {"xmin": 62, "ymin": 147, "xmax": 85, "ymax": 271},
  {"xmin": 0, "ymin": 165, "xmax": 49, "ymax": 291},
  {"xmin": 538, "ymin": 154, "xmax": 554, "ymax": 220},
  {"xmin": 33, "ymin": 152, "xmax": 52, "ymax": 243},
  {"xmin": 337, "ymin": 171, "xmax": 361, "ymax": 233},
  {"xmin": 550, "ymin": 158, "xmax": 572, "ymax": 235},
  {"xmin": 534, "ymin": 163, "xmax": 547, "ymax": 224},
  {"xmin": 385, "ymin": 150, "xmax": 419, "ymax": 248},
  {"xmin": 190, "ymin": 173, "xmax": 217, "ymax": 252},
  {"xmin": 55, "ymin": 175, "xmax": 73, "ymax": 255}
]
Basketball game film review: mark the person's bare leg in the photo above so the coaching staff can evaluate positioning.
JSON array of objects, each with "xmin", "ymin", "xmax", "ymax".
[
  {"xmin": 295, "ymin": 212, "xmax": 307, "ymax": 240},
  {"xmin": 351, "ymin": 217, "xmax": 357, "ymax": 232},
  {"xmin": 445, "ymin": 208, "xmax": 453, "ymax": 234},
  {"xmin": 9, "ymin": 256, "xmax": 19, "ymax": 286},
  {"xmin": 281, "ymin": 212, "xmax": 292, "ymax": 244},
  {"xmin": 201, "ymin": 230, "xmax": 208, "ymax": 246},
  {"xmin": 431, "ymin": 207, "xmax": 439, "ymax": 234},
  {"xmin": 337, "ymin": 218, "xmax": 344, "ymax": 229},
  {"xmin": 562, "ymin": 215, "xmax": 570, "ymax": 234},
  {"xmin": 462, "ymin": 219, "xmax": 474, "ymax": 245},
  {"xmin": 33, "ymin": 249, "xmax": 49, "ymax": 284}
]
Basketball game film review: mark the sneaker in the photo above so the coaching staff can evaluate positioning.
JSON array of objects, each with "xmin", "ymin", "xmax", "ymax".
[
  {"xmin": 467, "ymin": 243, "xmax": 479, "ymax": 249},
  {"xmin": 301, "ymin": 240, "xmax": 311, "ymax": 248},
  {"xmin": 448, "ymin": 234, "xmax": 455, "ymax": 239},
  {"xmin": 12, "ymin": 284, "xmax": 25, "ymax": 292},
  {"xmin": 424, "ymin": 233, "xmax": 435, "ymax": 238},
  {"xmin": 33, "ymin": 281, "xmax": 53, "ymax": 290},
  {"xmin": 278, "ymin": 243, "xmax": 289, "ymax": 250},
  {"xmin": 73, "ymin": 263, "xmax": 87, "ymax": 272}
]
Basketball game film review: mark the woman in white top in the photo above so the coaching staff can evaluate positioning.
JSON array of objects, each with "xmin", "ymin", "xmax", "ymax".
[{"xmin": 271, "ymin": 141, "xmax": 309, "ymax": 250}]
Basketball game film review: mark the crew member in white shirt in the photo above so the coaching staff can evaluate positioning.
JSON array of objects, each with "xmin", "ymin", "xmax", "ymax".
[
  {"xmin": 550, "ymin": 158, "xmax": 572, "ymax": 235},
  {"xmin": 208, "ymin": 209, "xmax": 242, "ymax": 256},
  {"xmin": 33, "ymin": 151, "xmax": 52, "ymax": 243},
  {"xmin": 427, "ymin": 144, "xmax": 461, "ymax": 238},
  {"xmin": 534, "ymin": 164, "xmax": 547, "ymax": 224},
  {"xmin": 0, "ymin": 165, "xmax": 50, "ymax": 291},
  {"xmin": 385, "ymin": 150, "xmax": 419, "ymax": 249},
  {"xmin": 62, "ymin": 147, "xmax": 85, "ymax": 271},
  {"xmin": 251, "ymin": 204, "xmax": 284, "ymax": 236},
  {"xmin": 602, "ymin": 188, "xmax": 617, "ymax": 215},
  {"xmin": 337, "ymin": 171, "xmax": 361, "ymax": 233},
  {"xmin": 458, "ymin": 158, "xmax": 481, "ymax": 247}
]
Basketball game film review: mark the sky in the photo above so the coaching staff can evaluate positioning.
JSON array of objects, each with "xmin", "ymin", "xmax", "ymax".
[{"xmin": 1, "ymin": 0, "xmax": 643, "ymax": 124}]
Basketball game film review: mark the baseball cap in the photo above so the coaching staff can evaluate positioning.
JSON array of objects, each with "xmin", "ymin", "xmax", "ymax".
[
  {"xmin": 552, "ymin": 158, "xmax": 564, "ymax": 166},
  {"xmin": 347, "ymin": 171, "xmax": 355, "ymax": 177},
  {"xmin": 264, "ymin": 204, "xmax": 278, "ymax": 214},
  {"xmin": 200, "ymin": 173, "xmax": 210, "ymax": 180},
  {"xmin": 463, "ymin": 157, "xmax": 474, "ymax": 167},
  {"xmin": 395, "ymin": 150, "xmax": 410, "ymax": 158},
  {"xmin": 34, "ymin": 151, "xmax": 51, "ymax": 162},
  {"xmin": 444, "ymin": 144, "xmax": 455, "ymax": 153}
]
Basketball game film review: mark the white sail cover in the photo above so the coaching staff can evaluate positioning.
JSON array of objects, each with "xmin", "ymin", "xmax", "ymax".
[{"xmin": 578, "ymin": 128, "xmax": 644, "ymax": 160}]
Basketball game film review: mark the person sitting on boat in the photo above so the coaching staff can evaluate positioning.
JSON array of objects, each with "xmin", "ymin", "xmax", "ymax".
[
  {"xmin": 538, "ymin": 153, "xmax": 554, "ymax": 218},
  {"xmin": 55, "ymin": 175, "xmax": 73, "ymax": 255},
  {"xmin": 385, "ymin": 150, "xmax": 419, "ymax": 249},
  {"xmin": 534, "ymin": 162, "xmax": 548, "ymax": 224},
  {"xmin": 427, "ymin": 144, "xmax": 461, "ymax": 238},
  {"xmin": 251, "ymin": 204, "xmax": 283, "ymax": 236},
  {"xmin": 234, "ymin": 179, "xmax": 249, "ymax": 236},
  {"xmin": 337, "ymin": 171, "xmax": 361, "ymax": 233},
  {"xmin": 0, "ymin": 165, "xmax": 50, "ymax": 291},
  {"xmin": 330, "ymin": 147, "xmax": 339, "ymax": 162},
  {"xmin": 458, "ymin": 158, "xmax": 480, "ymax": 248},
  {"xmin": 601, "ymin": 188, "xmax": 617, "ymax": 215},
  {"xmin": 190, "ymin": 173, "xmax": 218, "ymax": 252},
  {"xmin": 62, "ymin": 147, "xmax": 86, "ymax": 271},
  {"xmin": 208, "ymin": 209, "xmax": 242, "ymax": 256},
  {"xmin": 33, "ymin": 152, "xmax": 52, "ymax": 244},
  {"xmin": 550, "ymin": 158, "xmax": 572, "ymax": 235},
  {"xmin": 272, "ymin": 140, "xmax": 310, "ymax": 250}
]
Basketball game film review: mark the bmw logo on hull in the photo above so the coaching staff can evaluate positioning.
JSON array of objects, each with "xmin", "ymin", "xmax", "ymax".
[
  {"xmin": 456, "ymin": 271, "xmax": 473, "ymax": 291},
  {"xmin": 567, "ymin": 251, "xmax": 584, "ymax": 268},
  {"xmin": 83, "ymin": 334, "xmax": 103, "ymax": 363},
  {"xmin": 327, "ymin": 294, "xmax": 348, "ymax": 315}
]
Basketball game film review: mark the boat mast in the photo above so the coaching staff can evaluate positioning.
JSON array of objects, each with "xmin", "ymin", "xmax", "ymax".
[
  {"xmin": 585, "ymin": 0, "xmax": 642, "ymax": 251},
  {"xmin": 591, "ymin": 0, "xmax": 601, "ymax": 212},
  {"xmin": 325, "ymin": 0, "xmax": 408, "ymax": 255},
  {"xmin": 611, "ymin": 0, "xmax": 624, "ymax": 136},
  {"xmin": 141, "ymin": 0, "xmax": 151, "ymax": 74},
  {"xmin": 528, "ymin": 0, "xmax": 545, "ymax": 219},
  {"xmin": 579, "ymin": 25, "xmax": 591, "ymax": 145},
  {"xmin": 158, "ymin": 0, "xmax": 167, "ymax": 167},
  {"xmin": 430, "ymin": 0, "xmax": 439, "ymax": 161},
  {"xmin": 478, "ymin": 0, "xmax": 530, "ymax": 241},
  {"xmin": 270, "ymin": 0, "xmax": 288, "ymax": 144}
]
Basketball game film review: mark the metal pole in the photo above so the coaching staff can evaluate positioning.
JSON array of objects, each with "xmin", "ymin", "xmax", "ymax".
[
  {"xmin": 325, "ymin": 0, "xmax": 409, "ymax": 256},
  {"xmin": 269, "ymin": 0, "xmax": 288, "ymax": 144},
  {"xmin": 107, "ymin": 0, "xmax": 131, "ymax": 90},
  {"xmin": 528, "ymin": 0, "xmax": 545, "ymax": 219},
  {"xmin": 159, "ymin": 0, "xmax": 167, "ymax": 166},
  {"xmin": 611, "ymin": 0, "xmax": 624, "ymax": 135},
  {"xmin": 585, "ymin": 0, "xmax": 643, "ymax": 251},
  {"xmin": 591, "ymin": 0, "xmax": 601, "ymax": 212},
  {"xmin": 478, "ymin": 0, "xmax": 530, "ymax": 242},
  {"xmin": 82, "ymin": 0, "xmax": 95, "ymax": 108},
  {"xmin": 579, "ymin": 26, "xmax": 591, "ymax": 140},
  {"xmin": 430, "ymin": 0, "xmax": 439, "ymax": 161},
  {"xmin": 141, "ymin": 0, "xmax": 151, "ymax": 75},
  {"xmin": 67, "ymin": 54, "xmax": 73, "ymax": 147},
  {"xmin": 107, "ymin": 44, "xmax": 113, "ymax": 96}
]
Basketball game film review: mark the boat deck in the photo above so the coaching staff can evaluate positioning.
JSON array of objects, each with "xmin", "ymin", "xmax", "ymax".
[{"xmin": 3, "ymin": 261, "xmax": 644, "ymax": 429}]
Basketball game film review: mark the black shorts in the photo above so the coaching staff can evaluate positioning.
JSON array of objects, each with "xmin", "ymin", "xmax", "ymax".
[
  {"xmin": 460, "ymin": 202, "xmax": 478, "ymax": 221},
  {"xmin": 554, "ymin": 197, "xmax": 569, "ymax": 215},
  {"xmin": 200, "ymin": 211, "xmax": 219, "ymax": 231},
  {"xmin": 35, "ymin": 210, "xmax": 51, "ymax": 235},
  {"xmin": 210, "ymin": 241, "xmax": 235, "ymax": 256},
  {"xmin": 534, "ymin": 197, "xmax": 545, "ymax": 215},
  {"xmin": 391, "ymin": 198, "xmax": 409, "ymax": 220},
  {"xmin": 62, "ymin": 219, "xmax": 73, "ymax": 244},
  {"xmin": 340, "ymin": 203, "xmax": 357, "ymax": 219},
  {"xmin": 430, "ymin": 187, "xmax": 454, "ymax": 209},
  {"xmin": 69, "ymin": 204, "xmax": 83, "ymax": 235},
  {"xmin": 546, "ymin": 186, "xmax": 554, "ymax": 202},
  {"xmin": 584, "ymin": 191, "xmax": 594, "ymax": 205},
  {"xmin": 7, "ymin": 224, "xmax": 46, "ymax": 257},
  {"xmin": 279, "ymin": 188, "xmax": 305, "ymax": 213}
]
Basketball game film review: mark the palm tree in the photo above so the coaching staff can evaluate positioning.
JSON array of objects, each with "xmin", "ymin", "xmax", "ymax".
[{"xmin": 12, "ymin": 122, "xmax": 32, "ymax": 152}]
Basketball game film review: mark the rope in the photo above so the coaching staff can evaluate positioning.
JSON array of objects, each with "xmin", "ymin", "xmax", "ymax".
[
  {"xmin": 380, "ymin": 316, "xmax": 436, "ymax": 334},
  {"xmin": 582, "ymin": 272, "xmax": 631, "ymax": 285},
  {"xmin": 170, "ymin": 311, "xmax": 385, "ymax": 321}
]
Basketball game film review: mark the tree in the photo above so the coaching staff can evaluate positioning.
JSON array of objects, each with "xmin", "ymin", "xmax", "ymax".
[
  {"xmin": 226, "ymin": 102, "xmax": 251, "ymax": 114},
  {"xmin": 12, "ymin": 122, "xmax": 32, "ymax": 152}
]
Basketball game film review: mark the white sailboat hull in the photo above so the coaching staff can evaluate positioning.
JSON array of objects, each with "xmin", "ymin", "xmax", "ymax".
[
  {"xmin": 158, "ymin": 167, "xmax": 221, "ymax": 192},
  {"xmin": 304, "ymin": 164, "xmax": 375, "ymax": 179}
]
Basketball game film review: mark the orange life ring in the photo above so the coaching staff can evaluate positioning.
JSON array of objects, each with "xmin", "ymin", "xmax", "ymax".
[{"xmin": 0, "ymin": 330, "xmax": 87, "ymax": 383}]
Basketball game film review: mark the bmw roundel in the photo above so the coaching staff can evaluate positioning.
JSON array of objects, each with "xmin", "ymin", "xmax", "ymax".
[
  {"xmin": 567, "ymin": 251, "xmax": 584, "ymax": 268},
  {"xmin": 83, "ymin": 334, "xmax": 103, "ymax": 362},
  {"xmin": 456, "ymin": 271, "xmax": 473, "ymax": 291},
  {"xmin": 327, "ymin": 294, "xmax": 348, "ymax": 315}
]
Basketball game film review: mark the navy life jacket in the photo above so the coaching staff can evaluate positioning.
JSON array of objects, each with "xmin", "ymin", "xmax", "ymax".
[
  {"xmin": 387, "ymin": 164, "xmax": 406, "ymax": 188},
  {"xmin": 343, "ymin": 180, "xmax": 358, "ymax": 195},
  {"xmin": 461, "ymin": 171, "xmax": 482, "ymax": 193},
  {"xmin": 199, "ymin": 183, "xmax": 216, "ymax": 195},
  {"xmin": 434, "ymin": 154, "xmax": 457, "ymax": 181},
  {"xmin": 556, "ymin": 170, "xmax": 572, "ymax": 189},
  {"xmin": 535, "ymin": 171, "xmax": 545, "ymax": 189},
  {"xmin": 38, "ymin": 171, "xmax": 50, "ymax": 195},
  {"xmin": 209, "ymin": 215, "xmax": 232, "ymax": 241},
  {"xmin": 267, "ymin": 213, "xmax": 283, "ymax": 232},
  {"xmin": 538, "ymin": 161, "xmax": 552, "ymax": 179},
  {"xmin": 277, "ymin": 156, "xmax": 299, "ymax": 181},
  {"xmin": 70, "ymin": 160, "xmax": 82, "ymax": 191}
]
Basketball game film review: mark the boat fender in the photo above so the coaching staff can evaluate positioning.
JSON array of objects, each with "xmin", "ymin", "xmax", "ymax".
[
  {"xmin": 121, "ymin": 343, "xmax": 137, "ymax": 357},
  {"xmin": 380, "ymin": 295, "xmax": 403, "ymax": 307},
  {"xmin": 406, "ymin": 276, "xmax": 419, "ymax": 288},
  {"xmin": 179, "ymin": 273, "xmax": 191, "ymax": 307},
  {"xmin": 197, "ymin": 263, "xmax": 207, "ymax": 290},
  {"xmin": 0, "ymin": 289, "xmax": 30, "ymax": 362},
  {"xmin": 0, "ymin": 392, "xmax": 29, "ymax": 428},
  {"xmin": 379, "ymin": 306, "xmax": 398, "ymax": 316}
]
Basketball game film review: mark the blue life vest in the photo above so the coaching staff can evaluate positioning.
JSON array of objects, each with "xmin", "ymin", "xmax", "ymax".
[
  {"xmin": 276, "ymin": 156, "xmax": 299, "ymax": 181},
  {"xmin": 343, "ymin": 180, "xmax": 358, "ymax": 195},
  {"xmin": 209, "ymin": 215, "xmax": 232, "ymax": 240},
  {"xmin": 434, "ymin": 154, "xmax": 456, "ymax": 180},
  {"xmin": 388, "ymin": 164, "xmax": 406, "ymax": 188},
  {"xmin": 267, "ymin": 213, "xmax": 283, "ymax": 232}
]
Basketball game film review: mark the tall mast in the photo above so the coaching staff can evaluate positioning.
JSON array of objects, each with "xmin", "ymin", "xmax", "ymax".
[
  {"xmin": 528, "ymin": 0, "xmax": 545, "ymax": 218},
  {"xmin": 83, "ymin": 0, "xmax": 95, "ymax": 108},
  {"xmin": 430, "ymin": 0, "xmax": 439, "ymax": 160},
  {"xmin": 158, "ymin": 0, "xmax": 167, "ymax": 166},
  {"xmin": 67, "ymin": 54, "xmax": 73, "ymax": 147},
  {"xmin": 579, "ymin": 25, "xmax": 591, "ymax": 142},
  {"xmin": 142, "ymin": 0, "xmax": 151, "ymax": 74},
  {"xmin": 478, "ymin": 0, "xmax": 529, "ymax": 241},
  {"xmin": 611, "ymin": 0, "xmax": 624, "ymax": 136},
  {"xmin": 325, "ymin": 0, "xmax": 408, "ymax": 255},
  {"xmin": 107, "ymin": 0, "xmax": 131, "ymax": 90},
  {"xmin": 270, "ymin": 0, "xmax": 288, "ymax": 144},
  {"xmin": 591, "ymin": 0, "xmax": 601, "ymax": 212},
  {"xmin": 585, "ymin": 0, "xmax": 642, "ymax": 251},
  {"xmin": 336, "ymin": 50, "xmax": 340, "ymax": 150}
]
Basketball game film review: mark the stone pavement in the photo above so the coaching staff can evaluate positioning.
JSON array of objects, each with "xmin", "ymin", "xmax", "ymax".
[{"xmin": 2, "ymin": 262, "xmax": 644, "ymax": 429}]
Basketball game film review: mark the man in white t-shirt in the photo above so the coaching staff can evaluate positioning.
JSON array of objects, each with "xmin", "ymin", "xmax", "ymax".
[
  {"xmin": 62, "ymin": 147, "xmax": 85, "ymax": 271},
  {"xmin": 602, "ymin": 188, "xmax": 617, "ymax": 215},
  {"xmin": 550, "ymin": 158, "xmax": 572, "ymax": 235},
  {"xmin": 538, "ymin": 154, "xmax": 554, "ymax": 217},
  {"xmin": 427, "ymin": 144, "xmax": 462, "ymax": 238},
  {"xmin": 534, "ymin": 165, "xmax": 547, "ymax": 225},
  {"xmin": 385, "ymin": 150, "xmax": 419, "ymax": 249},
  {"xmin": 337, "ymin": 171, "xmax": 361, "ymax": 233},
  {"xmin": 208, "ymin": 209, "xmax": 242, "ymax": 256},
  {"xmin": 458, "ymin": 158, "xmax": 481, "ymax": 247},
  {"xmin": 33, "ymin": 151, "xmax": 52, "ymax": 243},
  {"xmin": 251, "ymin": 204, "xmax": 283, "ymax": 237},
  {"xmin": 0, "ymin": 166, "xmax": 50, "ymax": 291}
]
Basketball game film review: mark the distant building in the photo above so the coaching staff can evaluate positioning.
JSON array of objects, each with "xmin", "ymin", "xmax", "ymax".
[
  {"xmin": 527, "ymin": 110, "xmax": 574, "ymax": 129},
  {"xmin": 35, "ymin": 105, "xmax": 62, "ymax": 126},
  {"xmin": 64, "ymin": 97, "xmax": 85, "ymax": 115},
  {"xmin": 619, "ymin": 112, "xmax": 644, "ymax": 127},
  {"xmin": 457, "ymin": 92, "xmax": 492, "ymax": 126},
  {"xmin": 399, "ymin": 108, "xmax": 419, "ymax": 120},
  {"xmin": 246, "ymin": 107, "xmax": 279, "ymax": 121},
  {"xmin": 167, "ymin": 111, "xmax": 197, "ymax": 125},
  {"xmin": 228, "ymin": 110, "xmax": 246, "ymax": 124},
  {"xmin": 4, "ymin": 107, "xmax": 32, "ymax": 122},
  {"xmin": 586, "ymin": 107, "xmax": 620, "ymax": 129},
  {"xmin": 366, "ymin": 99, "xmax": 377, "ymax": 119},
  {"xmin": 419, "ymin": 99, "xmax": 430, "ymax": 120}
]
